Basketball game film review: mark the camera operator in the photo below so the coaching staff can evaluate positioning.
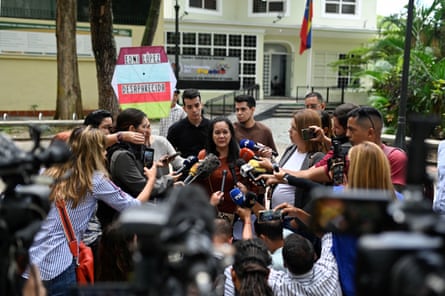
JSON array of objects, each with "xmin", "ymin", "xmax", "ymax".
[
  {"xmin": 22, "ymin": 127, "xmax": 157, "ymax": 295},
  {"xmin": 261, "ymin": 106, "xmax": 407, "ymax": 194}
]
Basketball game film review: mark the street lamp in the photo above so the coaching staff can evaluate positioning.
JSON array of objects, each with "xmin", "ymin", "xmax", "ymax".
[
  {"xmin": 394, "ymin": 0, "xmax": 414, "ymax": 150},
  {"xmin": 174, "ymin": 0, "xmax": 180, "ymax": 81}
]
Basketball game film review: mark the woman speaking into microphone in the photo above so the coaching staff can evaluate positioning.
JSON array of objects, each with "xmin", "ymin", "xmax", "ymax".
[{"xmin": 194, "ymin": 117, "xmax": 247, "ymax": 223}]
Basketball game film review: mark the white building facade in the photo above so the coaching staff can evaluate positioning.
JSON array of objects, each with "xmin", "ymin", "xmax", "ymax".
[{"xmin": 163, "ymin": 0, "xmax": 377, "ymax": 103}]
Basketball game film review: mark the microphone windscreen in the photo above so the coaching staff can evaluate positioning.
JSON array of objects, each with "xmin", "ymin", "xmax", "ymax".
[
  {"xmin": 239, "ymin": 147, "xmax": 255, "ymax": 162},
  {"xmin": 196, "ymin": 153, "xmax": 221, "ymax": 178},
  {"xmin": 248, "ymin": 159, "xmax": 267, "ymax": 173},
  {"xmin": 239, "ymin": 139, "xmax": 256, "ymax": 150},
  {"xmin": 229, "ymin": 188, "xmax": 245, "ymax": 207},
  {"xmin": 189, "ymin": 162, "xmax": 200, "ymax": 176}
]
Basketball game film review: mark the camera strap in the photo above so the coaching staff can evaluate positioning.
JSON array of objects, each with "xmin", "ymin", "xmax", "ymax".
[{"xmin": 56, "ymin": 200, "xmax": 79, "ymax": 265}]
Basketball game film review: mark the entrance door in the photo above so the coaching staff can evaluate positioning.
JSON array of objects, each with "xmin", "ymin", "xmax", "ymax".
[{"xmin": 263, "ymin": 44, "xmax": 290, "ymax": 97}]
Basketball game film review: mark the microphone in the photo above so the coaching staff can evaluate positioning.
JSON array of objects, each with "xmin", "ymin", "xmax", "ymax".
[
  {"xmin": 236, "ymin": 159, "xmax": 266, "ymax": 188},
  {"xmin": 220, "ymin": 169, "xmax": 228, "ymax": 192},
  {"xmin": 248, "ymin": 159, "xmax": 268, "ymax": 174},
  {"xmin": 239, "ymin": 147, "xmax": 257, "ymax": 162},
  {"xmin": 184, "ymin": 153, "xmax": 221, "ymax": 185},
  {"xmin": 183, "ymin": 162, "xmax": 200, "ymax": 184},
  {"xmin": 239, "ymin": 139, "xmax": 278, "ymax": 157},
  {"xmin": 229, "ymin": 187, "xmax": 257, "ymax": 208},
  {"xmin": 175, "ymin": 155, "xmax": 198, "ymax": 175},
  {"xmin": 228, "ymin": 162, "xmax": 237, "ymax": 185}
]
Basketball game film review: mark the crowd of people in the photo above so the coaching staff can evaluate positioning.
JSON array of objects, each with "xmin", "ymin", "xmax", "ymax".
[{"xmin": 16, "ymin": 88, "xmax": 427, "ymax": 296}]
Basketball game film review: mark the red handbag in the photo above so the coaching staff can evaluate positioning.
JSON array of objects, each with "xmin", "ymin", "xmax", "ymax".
[{"xmin": 56, "ymin": 200, "xmax": 94, "ymax": 284}]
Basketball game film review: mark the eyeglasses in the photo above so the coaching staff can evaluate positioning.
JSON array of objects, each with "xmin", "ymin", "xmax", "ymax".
[{"xmin": 357, "ymin": 107, "xmax": 375, "ymax": 129}]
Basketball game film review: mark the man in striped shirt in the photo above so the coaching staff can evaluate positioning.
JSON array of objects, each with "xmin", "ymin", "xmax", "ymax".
[{"xmin": 270, "ymin": 232, "xmax": 342, "ymax": 296}]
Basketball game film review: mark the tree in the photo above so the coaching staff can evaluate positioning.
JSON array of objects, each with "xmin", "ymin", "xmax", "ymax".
[
  {"xmin": 55, "ymin": 0, "xmax": 83, "ymax": 120},
  {"xmin": 141, "ymin": 0, "xmax": 162, "ymax": 46},
  {"xmin": 334, "ymin": 0, "xmax": 445, "ymax": 137},
  {"xmin": 89, "ymin": 0, "xmax": 120, "ymax": 117}
]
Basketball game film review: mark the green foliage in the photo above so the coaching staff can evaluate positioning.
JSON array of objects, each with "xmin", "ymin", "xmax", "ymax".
[{"xmin": 335, "ymin": 0, "xmax": 445, "ymax": 138}]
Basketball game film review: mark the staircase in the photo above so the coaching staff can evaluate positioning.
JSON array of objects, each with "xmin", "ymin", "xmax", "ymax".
[{"xmin": 256, "ymin": 102, "xmax": 343, "ymax": 119}]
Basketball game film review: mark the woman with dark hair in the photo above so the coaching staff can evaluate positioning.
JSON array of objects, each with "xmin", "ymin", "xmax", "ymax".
[
  {"xmin": 230, "ymin": 238, "xmax": 273, "ymax": 296},
  {"xmin": 196, "ymin": 117, "xmax": 242, "ymax": 219},
  {"xmin": 22, "ymin": 126, "xmax": 156, "ymax": 295},
  {"xmin": 97, "ymin": 108, "xmax": 175, "ymax": 229}
]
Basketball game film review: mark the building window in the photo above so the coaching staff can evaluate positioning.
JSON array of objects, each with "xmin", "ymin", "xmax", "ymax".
[
  {"xmin": 337, "ymin": 53, "xmax": 360, "ymax": 88},
  {"xmin": 325, "ymin": 0, "xmax": 356, "ymax": 15},
  {"xmin": 165, "ymin": 31, "xmax": 258, "ymax": 89},
  {"xmin": 1, "ymin": 0, "xmax": 150, "ymax": 25},
  {"xmin": 253, "ymin": 0, "xmax": 285, "ymax": 13},
  {"xmin": 189, "ymin": 0, "xmax": 217, "ymax": 10}
]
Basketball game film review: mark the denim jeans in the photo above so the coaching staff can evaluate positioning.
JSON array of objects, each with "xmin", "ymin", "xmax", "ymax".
[{"xmin": 43, "ymin": 260, "xmax": 76, "ymax": 296}]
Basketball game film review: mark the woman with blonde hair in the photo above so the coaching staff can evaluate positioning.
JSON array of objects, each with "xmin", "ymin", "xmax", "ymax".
[
  {"xmin": 23, "ymin": 126, "xmax": 157, "ymax": 296},
  {"xmin": 347, "ymin": 141, "xmax": 399, "ymax": 199}
]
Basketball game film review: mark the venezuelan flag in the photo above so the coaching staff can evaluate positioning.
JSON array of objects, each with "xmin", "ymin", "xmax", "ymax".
[{"xmin": 299, "ymin": 0, "xmax": 313, "ymax": 54}]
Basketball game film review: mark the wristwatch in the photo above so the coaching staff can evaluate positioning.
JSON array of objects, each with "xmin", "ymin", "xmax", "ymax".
[{"xmin": 283, "ymin": 173, "xmax": 290, "ymax": 184}]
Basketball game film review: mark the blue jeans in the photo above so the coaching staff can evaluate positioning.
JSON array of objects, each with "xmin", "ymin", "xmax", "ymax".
[{"xmin": 43, "ymin": 260, "xmax": 76, "ymax": 296}]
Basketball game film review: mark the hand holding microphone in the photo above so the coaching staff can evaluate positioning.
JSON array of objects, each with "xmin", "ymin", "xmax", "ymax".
[
  {"xmin": 229, "ymin": 187, "xmax": 257, "ymax": 208},
  {"xmin": 239, "ymin": 139, "xmax": 278, "ymax": 157},
  {"xmin": 236, "ymin": 159, "xmax": 266, "ymax": 188},
  {"xmin": 184, "ymin": 153, "xmax": 221, "ymax": 185},
  {"xmin": 175, "ymin": 155, "xmax": 198, "ymax": 175}
]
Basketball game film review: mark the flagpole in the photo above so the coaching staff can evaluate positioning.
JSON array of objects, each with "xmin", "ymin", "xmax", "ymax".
[{"xmin": 306, "ymin": 47, "xmax": 313, "ymax": 91}]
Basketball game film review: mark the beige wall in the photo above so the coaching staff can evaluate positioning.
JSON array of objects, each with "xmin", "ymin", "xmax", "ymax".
[{"xmin": 0, "ymin": 16, "xmax": 165, "ymax": 114}]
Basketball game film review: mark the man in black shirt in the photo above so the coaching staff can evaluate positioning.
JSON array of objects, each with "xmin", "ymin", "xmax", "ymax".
[{"xmin": 167, "ymin": 88, "xmax": 211, "ymax": 158}]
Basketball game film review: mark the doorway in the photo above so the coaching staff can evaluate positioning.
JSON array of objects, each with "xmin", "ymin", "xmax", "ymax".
[{"xmin": 263, "ymin": 44, "xmax": 291, "ymax": 97}]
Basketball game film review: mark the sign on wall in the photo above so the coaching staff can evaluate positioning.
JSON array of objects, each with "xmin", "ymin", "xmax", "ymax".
[
  {"xmin": 0, "ymin": 22, "xmax": 132, "ymax": 57},
  {"xmin": 168, "ymin": 54, "xmax": 240, "ymax": 90}
]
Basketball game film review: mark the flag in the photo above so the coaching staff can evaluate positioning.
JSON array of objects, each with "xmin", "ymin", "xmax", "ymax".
[{"xmin": 299, "ymin": 0, "xmax": 313, "ymax": 54}]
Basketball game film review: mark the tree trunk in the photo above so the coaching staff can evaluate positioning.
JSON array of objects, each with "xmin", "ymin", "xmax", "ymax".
[
  {"xmin": 55, "ymin": 0, "xmax": 83, "ymax": 120},
  {"xmin": 141, "ymin": 0, "xmax": 162, "ymax": 45},
  {"xmin": 89, "ymin": 0, "xmax": 120, "ymax": 117}
]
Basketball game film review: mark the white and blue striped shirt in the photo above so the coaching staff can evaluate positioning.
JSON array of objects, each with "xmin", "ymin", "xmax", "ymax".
[{"xmin": 25, "ymin": 171, "xmax": 141, "ymax": 281}]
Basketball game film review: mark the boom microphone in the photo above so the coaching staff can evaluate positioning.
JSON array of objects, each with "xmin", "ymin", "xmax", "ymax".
[
  {"xmin": 175, "ymin": 155, "xmax": 199, "ymax": 175},
  {"xmin": 184, "ymin": 153, "xmax": 221, "ymax": 185},
  {"xmin": 239, "ymin": 139, "xmax": 278, "ymax": 157}
]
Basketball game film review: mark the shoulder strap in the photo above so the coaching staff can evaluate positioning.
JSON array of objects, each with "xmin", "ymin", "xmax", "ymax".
[{"xmin": 56, "ymin": 200, "xmax": 79, "ymax": 261}]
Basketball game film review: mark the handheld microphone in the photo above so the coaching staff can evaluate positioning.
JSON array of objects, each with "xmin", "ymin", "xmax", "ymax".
[
  {"xmin": 183, "ymin": 162, "xmax": 200, "ymax": 184},
  {"xmin": 248, "ymin": 159, "xmax": 268, "ymax": 173},
  {"xmin": 228, "ymin": 162, "xmax": 237, "ymax": 185},
  {"xmin": 175, "ymin": 155, "xmax": 198, "ymax": 175},
  {"xmin": 239, "ymin": 147, "xmax": 257, "ymax": 162},
  {"xmin": 236, "ymin": 159, "xmax": 266, "ymax": 188},
  {"xmin": 239, "ymin": 139, "xmax": 278, "ymax": 157},
  {"xmin": 229, "ymin": 187, "xmax": 257, "ymax": 208},
  {"xmin": 184, "ymin": 153, "xmax": 221, "ymax": 185},
  {"xmin": 220, "ymin": 169, "xmax": 228, "ymax": 192}
]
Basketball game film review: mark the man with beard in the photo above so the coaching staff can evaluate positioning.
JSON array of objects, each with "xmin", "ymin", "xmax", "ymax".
[{"xmin": 233, "ymin": 94, "xmax": 277, "ymax": 158}]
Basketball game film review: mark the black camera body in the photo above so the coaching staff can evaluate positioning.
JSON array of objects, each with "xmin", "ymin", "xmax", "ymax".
[
  {"xmin": 0, "ymin": 126, "xmax": 71, "ymax": 296},
  {"xmin": 328, "ymin": 139, "xmax": 350, "ymax": 186},
  {"xmin": 310, "ymin": 115, "xmax": 444, "ymax": 296}
]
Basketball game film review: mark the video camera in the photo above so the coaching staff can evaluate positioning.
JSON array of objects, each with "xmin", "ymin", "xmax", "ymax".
[
  {"xmin": 74, "ymin": 185, "xmax": 223, "ymax": 296},
  {"xmin": 0, "ymin": 125, "xmax": 70, "ymax": 296},
  {"xmin": 310, "ymin": 115, "xmax": 445, "ymax": 296}
]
